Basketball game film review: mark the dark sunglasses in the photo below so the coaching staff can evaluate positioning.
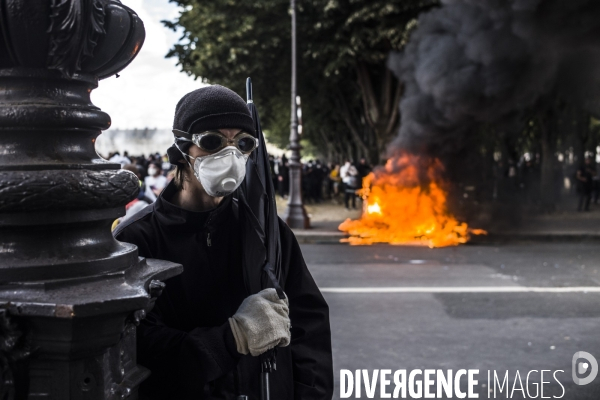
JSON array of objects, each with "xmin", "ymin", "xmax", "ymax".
[{"xmin": 172, "ymin": 129, "xmax": 259, "ymax": 154}]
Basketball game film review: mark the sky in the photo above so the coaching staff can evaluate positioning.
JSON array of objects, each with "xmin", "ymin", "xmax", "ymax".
[{"xmin": 92, "ymin": 0, "xmax": 205, "ymax": 130}]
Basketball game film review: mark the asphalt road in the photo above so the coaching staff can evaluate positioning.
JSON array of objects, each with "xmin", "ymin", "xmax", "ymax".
[{"xmin": 300, "ymin": 242, "xmax": 600, "ymax": 399}]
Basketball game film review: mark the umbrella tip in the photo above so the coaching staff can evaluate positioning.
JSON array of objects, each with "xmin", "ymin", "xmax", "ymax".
[{"xmin": 246, "ymin": 78, "xmax": 253, "ymax": 102}]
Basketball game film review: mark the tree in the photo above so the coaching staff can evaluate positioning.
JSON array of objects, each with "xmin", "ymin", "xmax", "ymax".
[{"xmin": 163, "ymin": 0, "xmax": 438, "ymax": 164}]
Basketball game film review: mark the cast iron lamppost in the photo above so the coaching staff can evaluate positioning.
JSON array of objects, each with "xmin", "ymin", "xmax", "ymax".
[
  {"xmin": 0, "ymin": 1, "xmax": 182, "ymax": 398},
  {"xmin": 283, "ymin": 0, "xmax": 310, "ymax": 229}
]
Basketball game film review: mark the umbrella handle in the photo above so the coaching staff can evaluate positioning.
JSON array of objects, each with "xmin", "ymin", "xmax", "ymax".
[
  {"xmin": 246, "ymin": 77, "xmax": 253, "ymax": 102},
  {"xmin": 260, "ymin": 370, "xmax": 270, "ymax": 400},
  {"xmin": 260, "ymin": 349, "xmax": 277, "ymax": 400}
]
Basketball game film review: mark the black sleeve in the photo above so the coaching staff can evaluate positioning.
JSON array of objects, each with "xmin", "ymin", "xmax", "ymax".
[
  {"xmin": 280, "ymin": 221, "xmax": 334, "ymax": 400},
  {"xmin": 136, "ymin": 309, "xmax": 241, "ymax": 397}
]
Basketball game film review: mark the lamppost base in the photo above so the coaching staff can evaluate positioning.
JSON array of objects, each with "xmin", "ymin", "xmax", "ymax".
[
  {"xmin": 0, "ymin": 257, "xmax": 182, "ymax": 399},
  {"xmin": 283, "ymin": 204, "xmax": 310, "ymax": 230}
]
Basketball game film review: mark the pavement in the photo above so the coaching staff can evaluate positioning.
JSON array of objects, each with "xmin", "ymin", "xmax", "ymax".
[
  {"xmin": 483, "ymin": 210, "xmax": 600, "ymax": 242},
  {"xmin": 276, "ymin": 198, "xmax": 359, "ymax": 243},
  {"xmin": 277, "ymin": 197, "xmax": 600, "ymax": 244},
  {"xmin": 301, "ymin": 242, "xmax": 600, "ymax": 399},
  {"xmin": 278, "ymin": 197, "xmax": 600, "ymax": 398}
]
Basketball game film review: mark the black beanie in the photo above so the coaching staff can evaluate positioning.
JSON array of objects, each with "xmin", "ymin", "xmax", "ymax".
[{"xmin": 167, "ymin": 85, "xmax": 255, "ymax": 165}]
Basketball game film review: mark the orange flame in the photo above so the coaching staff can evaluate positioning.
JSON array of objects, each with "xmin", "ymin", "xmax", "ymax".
[{"xmin": 339, "ymin": 153, "xmax": 486, "ymax": 248}]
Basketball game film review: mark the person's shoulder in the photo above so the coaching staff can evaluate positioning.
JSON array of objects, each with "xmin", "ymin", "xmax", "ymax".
[
  {"xmin": 277, "ymin": 217, "xmax": 302, "ymax": 252},
  {"xmin": 277, "ymin": 217, "xmax": 292, "ymax": 236},
  {"xmin": 113, "ymin": 203, "xmax": 155, "ymax": 241}
]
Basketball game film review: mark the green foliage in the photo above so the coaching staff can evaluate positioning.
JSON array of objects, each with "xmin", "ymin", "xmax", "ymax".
[
  {"xmin": 163, "ymin": 0, "xmax": 290, "ymax": 141},
  {"xmin": 305, "ymin": 1, "xmax": 428, "ymax": 73},
  {"xmin": 163, "ymin": 0, "xmax": 438, "ymax": 163}
]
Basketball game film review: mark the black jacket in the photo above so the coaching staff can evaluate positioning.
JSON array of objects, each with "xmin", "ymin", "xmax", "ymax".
[{"xmin": 114, "ymin": 182, "xmax": 333, "ymax": 399}]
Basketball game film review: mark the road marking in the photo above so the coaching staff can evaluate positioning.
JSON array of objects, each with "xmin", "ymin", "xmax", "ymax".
[{"xmin": 320, "ymin": 286, "xmax": 600, "ymax": 293}]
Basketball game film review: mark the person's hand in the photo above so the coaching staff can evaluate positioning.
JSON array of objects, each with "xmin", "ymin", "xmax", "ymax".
[{"xmin": 228, "ymin": 288, "xmax": 291, "ymax": 356}]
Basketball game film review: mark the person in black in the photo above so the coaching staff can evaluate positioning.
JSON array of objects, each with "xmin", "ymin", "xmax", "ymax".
[
  {"xmin": 356, "ymin": 158, "xmax": 372, "ymax": 181},
  {"xmin": 114, "ymin": 86, "xmax": 333, "ymax": 399},
  {"xmin": 277, "ymin": 154, "xmax": 289, "ymax": 198},
  {"xmin": 312, "ymin": 160, "xmax": 326, "ymax": 203},
  {"xmin": 576, "ymin": 156, "xmax": 596, "ymax": 211}
]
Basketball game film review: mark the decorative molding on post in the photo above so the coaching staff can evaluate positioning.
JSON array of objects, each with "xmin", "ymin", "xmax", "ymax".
[
  {"xmin": 0, "ymin": 1, "xmax": 182, "ymax": 398},
  {"xmin": 47, "ymin": 0, "xmax": 107, "ymax": 76},
  {"xmin": 282, "ymin": 0, "xmax": 310, "ymax": 229}
]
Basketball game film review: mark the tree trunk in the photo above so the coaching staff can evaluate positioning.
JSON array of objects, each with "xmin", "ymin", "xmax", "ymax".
[{"xmin": 354, "ymin": 62, "xmax": 402, "ymax": 165}]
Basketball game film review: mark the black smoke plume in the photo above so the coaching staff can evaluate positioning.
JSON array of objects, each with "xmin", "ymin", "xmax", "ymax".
[{"xmin": 388, "ymin": 0, "xmax": 600, "ymax": 153}]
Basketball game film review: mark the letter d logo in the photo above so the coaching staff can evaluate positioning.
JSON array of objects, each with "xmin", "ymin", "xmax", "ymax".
[{"xmin": 572, "ymin": 351, "xmax": 598, "ymax": 385}]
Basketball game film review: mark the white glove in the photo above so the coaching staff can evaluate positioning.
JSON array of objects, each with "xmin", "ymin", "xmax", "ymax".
[{"xmin": 228, "ymin": 288, "xmax": 291, "ymax": 356}]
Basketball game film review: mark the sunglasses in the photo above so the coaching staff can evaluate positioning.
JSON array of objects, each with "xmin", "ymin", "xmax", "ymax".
[{"xmin": 173, "ymin": 129, "xmax": 259, "ymax": 154}]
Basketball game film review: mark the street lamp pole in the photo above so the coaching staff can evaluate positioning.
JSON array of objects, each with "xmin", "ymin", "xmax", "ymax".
[
  {"xmin": 0, "ymin": 2, "xmax": 181, "ymax": 397},
  {"xmin": 283, "ymin": 0, "xmax": 310, "ymax": 229}
]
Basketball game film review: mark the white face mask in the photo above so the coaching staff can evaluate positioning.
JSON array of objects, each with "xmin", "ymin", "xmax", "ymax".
[{"xmin": 180, "ymin": 145, "xmax": 249, "ymax": 197}]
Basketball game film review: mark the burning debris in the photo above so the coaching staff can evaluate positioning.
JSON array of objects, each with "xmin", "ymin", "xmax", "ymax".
[
  {"xmin": 339, "ymin": 153, "xmax": 486, "ymax": 248},
  {"xmin": 340, "ymin": 0, "xmax": 600, "ymax": 244}
]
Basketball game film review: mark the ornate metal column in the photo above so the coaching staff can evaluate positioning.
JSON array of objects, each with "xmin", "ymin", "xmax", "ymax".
[
  {"xmin": 282, "ymin": 0, "xmax": 310, "ymax": 229},
  {"xmin": 0, "ymin": 1, "xmax": 182, "ymax": 398}
]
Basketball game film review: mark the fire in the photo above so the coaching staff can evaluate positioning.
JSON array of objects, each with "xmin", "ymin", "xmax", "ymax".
[
  {"xmin": 366, "ymin": 202, "xmax": 382, "ymax": 215},
  {"xmin": 339, "ymin": 153, "xmax": 486, "ymax": 248}
]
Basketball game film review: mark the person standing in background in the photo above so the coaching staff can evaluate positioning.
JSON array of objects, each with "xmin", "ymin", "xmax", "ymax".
[
  {"xmin": 144, "ymin": 161, "xmax": 168, "ymax": 200},
  {"xmin": 593, "ymin": 159, "xmax": 600, "ymax": 204},
  {"xmin": 277, "ymin": 154, "xmax": 289, "ymax": 198},
  {"xmin": 357, "ymin": 157, "xmax": 372, "ymax": 181},
  {"xmin": 109, "ymin": 151, "xmax": 131, "ymax": 166},
  {"xmin": 576, "ymin": 156, "xmax": 595, "ymax": 211},
  {"xmin": 340, "ymin": 160, "xmax": 359, "ymax": 210},
  {"xmin": 329, "ymin": 164, "xmax": 342, "ymax": 201}
]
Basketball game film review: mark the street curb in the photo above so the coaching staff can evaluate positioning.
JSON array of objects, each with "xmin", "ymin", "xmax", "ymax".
[
  {"xmin": 292, "ymin": 230, "xmax": 600, "ymax": 245},
  {"xmin": 292, "ymin": 230, "xmax": 346, "ymax": 244},
  {"xmin": 471, "ymin": 232, "xmax": 600, "ymax": 244}
]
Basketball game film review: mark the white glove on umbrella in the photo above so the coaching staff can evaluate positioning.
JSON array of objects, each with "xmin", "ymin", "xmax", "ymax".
[{"xmin": 229, "ymin": 288, "xmax": 291, "ymax": 356}]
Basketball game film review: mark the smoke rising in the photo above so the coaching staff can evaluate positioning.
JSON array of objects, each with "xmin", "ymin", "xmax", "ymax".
[{"xmin": 388, "ymin": 0, "xmax": 600, "ymax": 153}]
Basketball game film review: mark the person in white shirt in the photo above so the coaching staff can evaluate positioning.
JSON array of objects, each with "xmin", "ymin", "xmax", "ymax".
[
  {"xmin": 339, "ymin": 160, "xmax": 359, "ymax": 210},
  {"xmin": 108, "ymin": 151, "xmax": 131, "ymax": 166},
  {"xmin": 144, "ymin": 162, "xmax": 168, "ymax": 200}
]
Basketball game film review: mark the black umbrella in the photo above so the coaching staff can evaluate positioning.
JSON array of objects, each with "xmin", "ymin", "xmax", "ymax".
[{"xmin": 236, "ymin": 77, "xmax": 284, "ymax": 400}]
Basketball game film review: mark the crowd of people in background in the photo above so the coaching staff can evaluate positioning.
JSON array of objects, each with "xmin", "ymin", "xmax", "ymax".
[
  {"xmin": 104, "ymin": 150, "xmax": 375, "ymax": 228},
  {"xmin": 106, "ymin": 151, "xmax": 173, "ymax": 228},
  {"xmin": 269, "ymin": 155, "xmax": 372, "ymax": 210},
  {"xmin": 492, "ymin": 153, "xmax": 600, "ymax": 212},
  {"xmin": 107, "ymin": 148, "xmax": 599, "ymax": 222}
]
